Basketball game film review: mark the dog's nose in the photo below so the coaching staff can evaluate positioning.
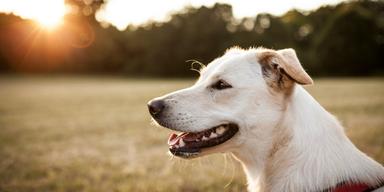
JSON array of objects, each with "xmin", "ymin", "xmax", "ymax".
[{"xmin": 147, "ymin": 99, "xmax": 165, "ymax": 117}]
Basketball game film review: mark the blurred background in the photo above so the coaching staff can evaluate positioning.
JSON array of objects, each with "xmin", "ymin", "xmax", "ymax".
[{"xmin": 0, "ymin": 0, "xmax": 383, "ymax": 191}]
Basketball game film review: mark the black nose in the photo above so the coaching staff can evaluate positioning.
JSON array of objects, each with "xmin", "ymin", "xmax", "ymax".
[{"xmin": 147, "ymin": 99, "xmax": 165, "ymax": 117}]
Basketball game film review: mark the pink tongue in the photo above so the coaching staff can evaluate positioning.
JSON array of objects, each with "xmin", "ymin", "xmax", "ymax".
[
  {"xmin": 167, "ymin": 133, "xmax": 179, "ymax": 145},
  {"xmin": 167, "ymin": 132, "xmax": 203, "ymax": 146}
]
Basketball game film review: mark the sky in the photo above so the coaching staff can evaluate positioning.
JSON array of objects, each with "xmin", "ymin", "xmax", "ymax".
[
  {"xmin": 96, "ymin": 0, "xmax": 344, "ymax": 30},
  {"xmin": 0, "ymin": 0, "xmax": 344, "ymax": 30}
]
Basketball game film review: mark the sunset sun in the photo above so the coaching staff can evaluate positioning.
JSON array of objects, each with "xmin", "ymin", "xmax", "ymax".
[
  {"xmin": 35, "ymin": 13, "xmax": 64, "ymax": 29},
  {"xmin": 33, "ymin": 1, "xmax": 67, "ymax": 29},
  {"xmin": 0, "ymin": 0, "xmax": 67, "ymax": 29}
]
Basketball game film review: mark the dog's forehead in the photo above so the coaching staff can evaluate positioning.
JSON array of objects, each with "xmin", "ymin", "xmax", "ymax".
[{"xmin": 198, "ymin": 50, "xmax": 260, "ymax": 82}]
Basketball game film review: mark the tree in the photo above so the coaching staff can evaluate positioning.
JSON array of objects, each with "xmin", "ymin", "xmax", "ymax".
[{"xmin": 313, "ymin": 1, "xmax": 383, "ymax": 75}]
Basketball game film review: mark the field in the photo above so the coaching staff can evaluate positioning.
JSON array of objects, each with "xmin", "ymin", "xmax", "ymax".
[{"xmin": 0, "ymin": 76, "xmax": 383, "ymax": 192}]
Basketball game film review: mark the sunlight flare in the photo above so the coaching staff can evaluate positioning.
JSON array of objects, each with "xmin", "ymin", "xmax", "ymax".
[{"xmin": 0, "ymin": 0, "xmax": 68, "ymax": 29}]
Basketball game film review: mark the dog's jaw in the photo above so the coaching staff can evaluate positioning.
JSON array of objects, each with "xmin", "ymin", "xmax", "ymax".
[{"xmin": 231, "ymin": 85, "xmax": 384, "ymax": 192}]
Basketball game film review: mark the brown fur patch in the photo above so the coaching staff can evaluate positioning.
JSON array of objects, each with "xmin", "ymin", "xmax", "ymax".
[{"xmin": 257, "ymin": 50, "xmax": 295, "ymax": 95}]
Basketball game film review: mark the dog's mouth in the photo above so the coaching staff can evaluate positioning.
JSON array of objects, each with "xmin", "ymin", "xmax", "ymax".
[{"xmin": 167, "ymin": 123, "xmax": 239, "ymax": 158}]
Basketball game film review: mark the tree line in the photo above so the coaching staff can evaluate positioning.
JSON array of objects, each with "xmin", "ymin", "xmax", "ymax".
[{"xmin": 0, "ymin": 0, "xmax": 383, "ymax": 77}]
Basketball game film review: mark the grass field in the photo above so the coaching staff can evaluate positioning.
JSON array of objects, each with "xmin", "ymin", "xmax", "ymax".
[{"xmin": 0, "ymin": 76, "xmax": 383, "ymax": 192}]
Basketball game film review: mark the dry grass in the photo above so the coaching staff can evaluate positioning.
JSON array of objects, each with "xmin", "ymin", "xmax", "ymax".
[{"xmin": 0, "ymin": 76, "xmax": 383, "ymax": 192}]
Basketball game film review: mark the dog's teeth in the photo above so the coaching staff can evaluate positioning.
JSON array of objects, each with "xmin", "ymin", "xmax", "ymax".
[
  {"xmin": 216, "ymin": 127, "xmax": 226, "ymax": 135},
  {"xmin": 210, "ymin": 132, "xmax": 218, "ymax": 138},
  {"xmin": 202, "ymin": 136, "xmax": 208, "ymax": 141},
  {"xmin": 179, "ymin": 139, "xmax": 185, "ymax": 147}
]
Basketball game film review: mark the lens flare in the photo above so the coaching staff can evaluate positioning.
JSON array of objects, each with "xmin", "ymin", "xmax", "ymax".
[
  {"xmin": 1, "ymin": 0, "xmax": 67, "ymax": 29},
  {"xmin": 33, "ymin": 0, "xmax": 67, "ymax": 29}
]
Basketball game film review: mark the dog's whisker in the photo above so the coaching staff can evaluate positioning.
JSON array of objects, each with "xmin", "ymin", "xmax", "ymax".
[
  {"xmin": 224, "ymin": 154, "xmax": 236, "ymax": 189},
  {"xmin": 187, "ymin": 59, "xmax": 206, "ymax": 74},
  {"xmin": 168, "ymin": 152, "xmax": 175, "ymax": 161},
  {"xmin": 222, "ymin": 153, "xmax": 228, "ymax": 176}
]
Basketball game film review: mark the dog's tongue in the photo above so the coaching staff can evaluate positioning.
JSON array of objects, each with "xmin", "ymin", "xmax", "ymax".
[
  {"xmin": 167, "ymin": 132, "xmax": 202, "ymax": 146},
  {"xmin": 168, "ymin": 133, "xmax": 180, "ymax": 145}
]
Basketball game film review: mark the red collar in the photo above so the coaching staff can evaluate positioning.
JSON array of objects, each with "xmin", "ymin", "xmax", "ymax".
[
  {"xmin": 323, "ymin": 182, "xmax": 383, "ymax": 192},
  {"xmin": 331, "ymin": 183, "xmax": 373, "ymax": 192}
]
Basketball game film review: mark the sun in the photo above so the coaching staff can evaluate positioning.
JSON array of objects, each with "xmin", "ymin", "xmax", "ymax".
[
  {"xmin": 35, "ymin": 14, "xmax": 64, "ymax": 29},
  {"xmin": 33, "ymin": 1, "xmax": 67, "ymax": 29},
  {"xmin": 1, "ymin": 0, "xmax": 68, "ymax": 29}
]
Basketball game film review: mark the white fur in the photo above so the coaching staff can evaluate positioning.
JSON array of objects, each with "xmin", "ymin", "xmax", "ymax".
[
  {"xmin": 152, "ymin": 47, "xmax": 384, "ymax": 192},
  {"xmin": 233, "ymin": 85, "xmax": 384, "ymax": 192}
]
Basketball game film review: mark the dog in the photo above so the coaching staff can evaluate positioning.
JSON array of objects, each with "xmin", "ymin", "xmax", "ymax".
[{"xmin": 147, "ymin": 47, "xmax": 384, "ymax": 192}]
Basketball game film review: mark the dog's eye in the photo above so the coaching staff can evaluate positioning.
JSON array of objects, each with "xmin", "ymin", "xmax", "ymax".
[{"xmin": 211, "ymin": 80, "xmax": 232, "ymax": 90}]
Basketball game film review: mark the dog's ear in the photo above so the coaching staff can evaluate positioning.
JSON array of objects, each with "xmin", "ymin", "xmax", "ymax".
[
  {"xmin": 276, "ymin": 49, "xmax": 313, "ymax": 85},
  {"xmin": 257, "ymin": 48, "xmax": 313, "ymax": 89}
]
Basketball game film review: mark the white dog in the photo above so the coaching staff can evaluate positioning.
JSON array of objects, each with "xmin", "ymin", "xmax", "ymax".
[{"xmin": 148, "ymin": 47, "xmax": 384, "ymax": 192}]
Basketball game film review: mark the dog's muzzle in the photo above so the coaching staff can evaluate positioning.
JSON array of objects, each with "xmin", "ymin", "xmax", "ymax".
[{"xmin": 147, "ymin": 98, "xmax": 239, "ymax": 159}]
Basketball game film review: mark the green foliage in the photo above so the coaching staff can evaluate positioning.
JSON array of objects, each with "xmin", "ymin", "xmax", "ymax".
[
  {"xmin": 312, "ymin": 1, "xmax": 384, "ymax": 76},
  {"xmin": 0, "ymin": 0, "xmax": 383, "ymax": 76}
]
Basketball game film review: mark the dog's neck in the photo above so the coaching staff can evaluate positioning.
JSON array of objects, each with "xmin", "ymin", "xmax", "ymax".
[{"xmin": 232, "ymin": 85, "xmax": 384, "ymax": 192}]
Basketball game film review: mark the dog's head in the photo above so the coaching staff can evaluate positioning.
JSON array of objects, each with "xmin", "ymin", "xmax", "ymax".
[{"xmin": 148, "ymin": 47, "xmax": 312, "ymax": 159}]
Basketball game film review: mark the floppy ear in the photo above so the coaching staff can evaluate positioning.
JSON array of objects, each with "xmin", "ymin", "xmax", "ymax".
[{"xmin": 257, "ymin": 48, "xmax": 313, "ymax": 88}]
